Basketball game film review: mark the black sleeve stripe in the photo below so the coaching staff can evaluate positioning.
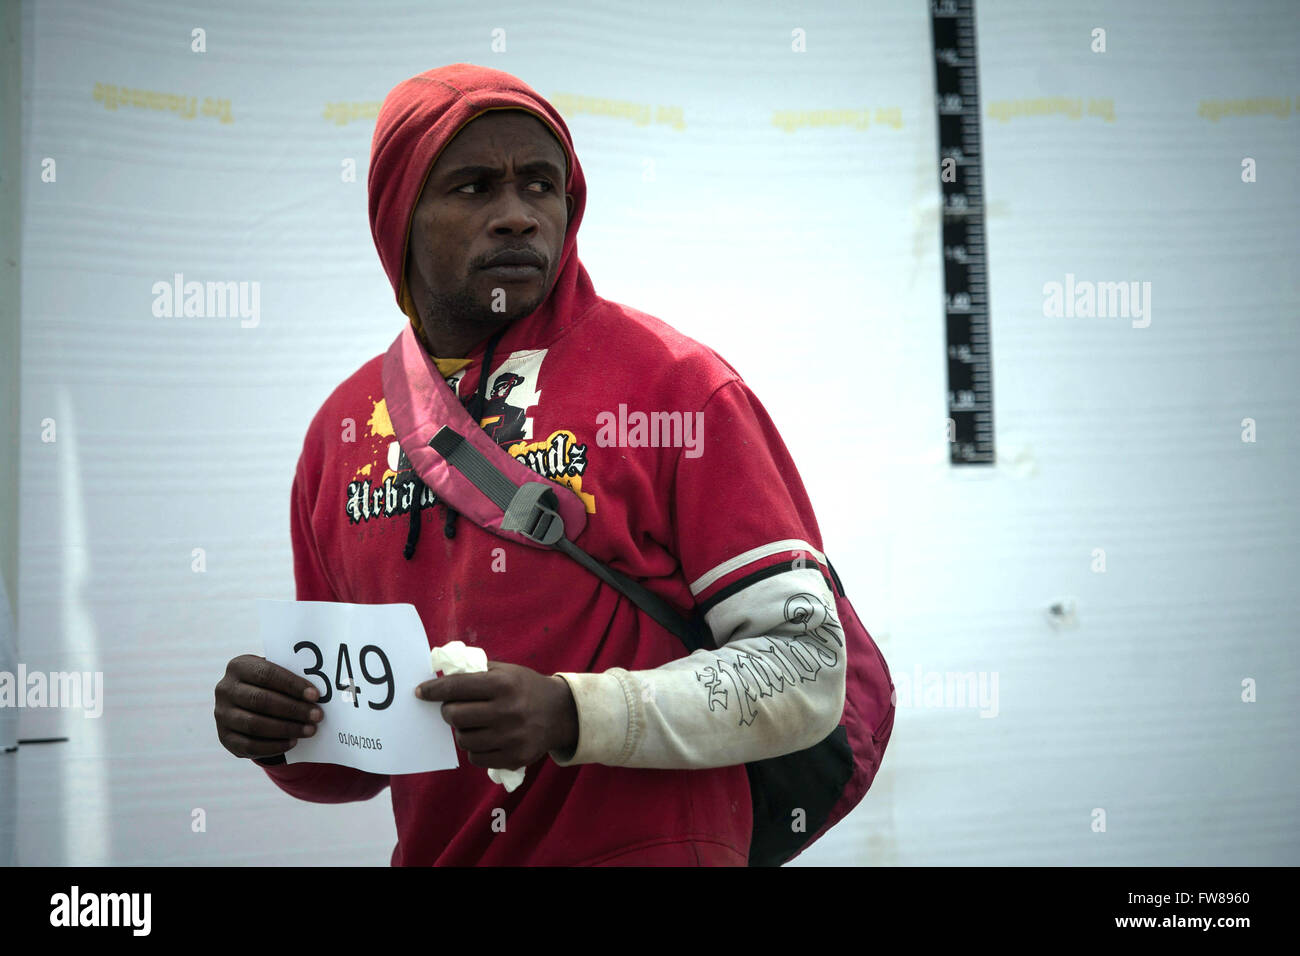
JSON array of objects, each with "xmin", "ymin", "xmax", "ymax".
[{"xmin": 697, "ymin": 561, "xmax": 837, "ymax": 617}]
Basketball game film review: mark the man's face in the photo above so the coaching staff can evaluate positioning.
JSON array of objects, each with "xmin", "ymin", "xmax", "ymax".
[{"xmin": 404, "ymin": 110, "xmax": 573, "ymax": 341}]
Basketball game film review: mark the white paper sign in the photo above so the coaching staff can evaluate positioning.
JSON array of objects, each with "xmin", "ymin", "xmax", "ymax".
[{"xmin": 257, "ymin": 599, "xmax": 459, "ymax": 776}]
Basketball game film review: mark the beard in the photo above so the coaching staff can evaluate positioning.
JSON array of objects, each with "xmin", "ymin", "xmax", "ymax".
[{"xmin": 422, "ymin": 279, "xmax": 542, "ymax": 331}]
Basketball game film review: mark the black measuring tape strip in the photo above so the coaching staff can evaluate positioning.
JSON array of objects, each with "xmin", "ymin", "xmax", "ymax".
[{"xmin": 930, "ymin": 0, "xmax": 995, "ymax": 465}]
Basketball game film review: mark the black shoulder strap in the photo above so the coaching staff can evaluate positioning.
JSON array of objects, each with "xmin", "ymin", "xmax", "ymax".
[{"xmin": 429, "ymin": 426, "xmax": 713, "ymax": 653}]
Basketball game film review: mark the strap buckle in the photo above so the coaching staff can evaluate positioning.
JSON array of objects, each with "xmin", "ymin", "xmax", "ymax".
[{"xmin": 501, "ymin": 482, "xmax": 565, "ymax": 546}]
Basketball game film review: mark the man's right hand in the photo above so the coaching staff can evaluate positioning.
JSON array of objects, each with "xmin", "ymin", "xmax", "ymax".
[{"xmin": 214, "ymin": 655, "xmax": 323, "ymax": 766}]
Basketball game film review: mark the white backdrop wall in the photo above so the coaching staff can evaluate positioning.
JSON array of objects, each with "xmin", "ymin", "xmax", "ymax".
[{"xmin": 5, "ymin": 0, "xmax": 1298, "ymax": 865}]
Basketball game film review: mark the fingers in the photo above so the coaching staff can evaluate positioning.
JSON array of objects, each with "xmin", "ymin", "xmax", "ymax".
[
  {"xmin": 416, "ymin": 672, "xmax": 499, "ymax": 702},
  {"xmin": 230, "ymin": 655, "xmax": 319, "ymax": 703},
  {"xmin": 438, "ymin": 700, "xmax": 498, "ymax": 729},
  {"xmin": 216, "ymin": 655, "xmax": 324, "ymax": 762},
  {"xmin": 454, "ymin": 727, "xmax": 501, "ymax": 753},
  {"xmin": 225, "ymin": 681, "xmax": 321, "ymax": 724},
  {"xmin": 222, "ymin": 706, "xmax": 317, "ymax": 742},
  {"xmin": 463, "ymin": 748, "xmax": 506, "ymax": 769},
  {"xmin": 442, "ymin": 705, "xmax": 530, "ymax": 767},
  {"xmin": 222, "ymin": 730, "xmax": 299, "ymax": 759}
]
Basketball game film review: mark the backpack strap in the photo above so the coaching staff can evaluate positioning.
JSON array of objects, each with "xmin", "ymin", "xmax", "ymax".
[
  {"xmin": 825, "ymin": 559, "xmax": 846, "ymax": 599},
  {"xmin": 429, "ymin": 425, "xmax": 713, "ymax": 653}
]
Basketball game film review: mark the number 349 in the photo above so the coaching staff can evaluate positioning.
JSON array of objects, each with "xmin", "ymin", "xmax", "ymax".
[{"xmin": 292, "ymin": 641, "xmax": 394, "ymax": 710}]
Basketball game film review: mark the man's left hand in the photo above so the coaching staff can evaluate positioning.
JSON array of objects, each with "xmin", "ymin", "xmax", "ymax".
[{"xmin": 415, "ymin": 662, "xmax": 578, "ymax": 769}]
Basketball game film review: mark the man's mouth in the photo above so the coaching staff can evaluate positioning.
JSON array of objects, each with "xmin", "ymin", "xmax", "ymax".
[
  {"xmin": 483, "ymin": 248, "xmax": 543, "ymax": 267},
  {"xmin": 481, "ymin": 264, "xmax": 542, "ymax": 280},
  {"xmin": 480, "ymin": 248, "xmax": 545, "ymax": 277}
]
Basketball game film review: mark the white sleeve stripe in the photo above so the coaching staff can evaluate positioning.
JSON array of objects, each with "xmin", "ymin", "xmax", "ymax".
[{"xmin": 688, "ymin": 538, "xmax": 827, "ymax": 596}]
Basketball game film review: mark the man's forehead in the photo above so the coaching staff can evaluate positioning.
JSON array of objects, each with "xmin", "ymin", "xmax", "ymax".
[{"xmin": 442, "ymin": 109, "xmax": 568, "ymax": 172}]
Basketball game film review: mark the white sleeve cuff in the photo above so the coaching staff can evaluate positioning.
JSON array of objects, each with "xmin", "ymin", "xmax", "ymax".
[{"xmin": 548, "ymin": 669, "xmax": 640, "ymax": 766}]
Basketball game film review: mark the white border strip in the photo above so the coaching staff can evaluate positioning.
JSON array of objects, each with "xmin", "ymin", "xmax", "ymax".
[{"xmin": 689, "ymin": 538, "xmax": 827, "ymax": 596}]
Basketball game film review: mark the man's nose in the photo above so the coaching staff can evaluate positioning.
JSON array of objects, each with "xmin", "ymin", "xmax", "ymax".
[{"xmin": 488, "ymin": 187, "xmax": 539, "ymax": 233}]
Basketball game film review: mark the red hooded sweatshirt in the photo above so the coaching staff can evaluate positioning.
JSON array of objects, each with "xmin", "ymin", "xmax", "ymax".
[{"xmin": 259, "ymin": 64, "xmax": 848, "ymax": 866}]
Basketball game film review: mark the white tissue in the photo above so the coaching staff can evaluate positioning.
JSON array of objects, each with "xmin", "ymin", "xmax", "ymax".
[
  {"xmin": 429, "ymin": 641, "xmax": 527, "ymax": 793},
  {"xmin": 430, "ymin": 640, "xmax": 488, "ymax": 675}
]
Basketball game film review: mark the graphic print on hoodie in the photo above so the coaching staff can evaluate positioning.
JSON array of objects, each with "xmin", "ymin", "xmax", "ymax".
[
  {"xmin": 260, "ymin": 63, "xmax": 848, "ymax": 867},
  {"xmin": 346, "ymin": 346, "xmax": 596, "ymax": 531}
]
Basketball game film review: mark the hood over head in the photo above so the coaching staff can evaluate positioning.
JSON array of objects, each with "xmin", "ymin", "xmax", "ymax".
[{"xmin": 368, "ymin": 63, "xmax": 598, "ymax": 360}]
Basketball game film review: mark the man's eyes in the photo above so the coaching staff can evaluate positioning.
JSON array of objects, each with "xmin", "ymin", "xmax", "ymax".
[{"xmin": 457, "ymin": 180, "xmax": 554, "ymax": 194}]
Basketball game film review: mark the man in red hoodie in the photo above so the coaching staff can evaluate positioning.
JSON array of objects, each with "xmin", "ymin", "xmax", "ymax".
[{"xmin": 214, "ymin": 64, "xmax": 849, "ymax": 866}]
